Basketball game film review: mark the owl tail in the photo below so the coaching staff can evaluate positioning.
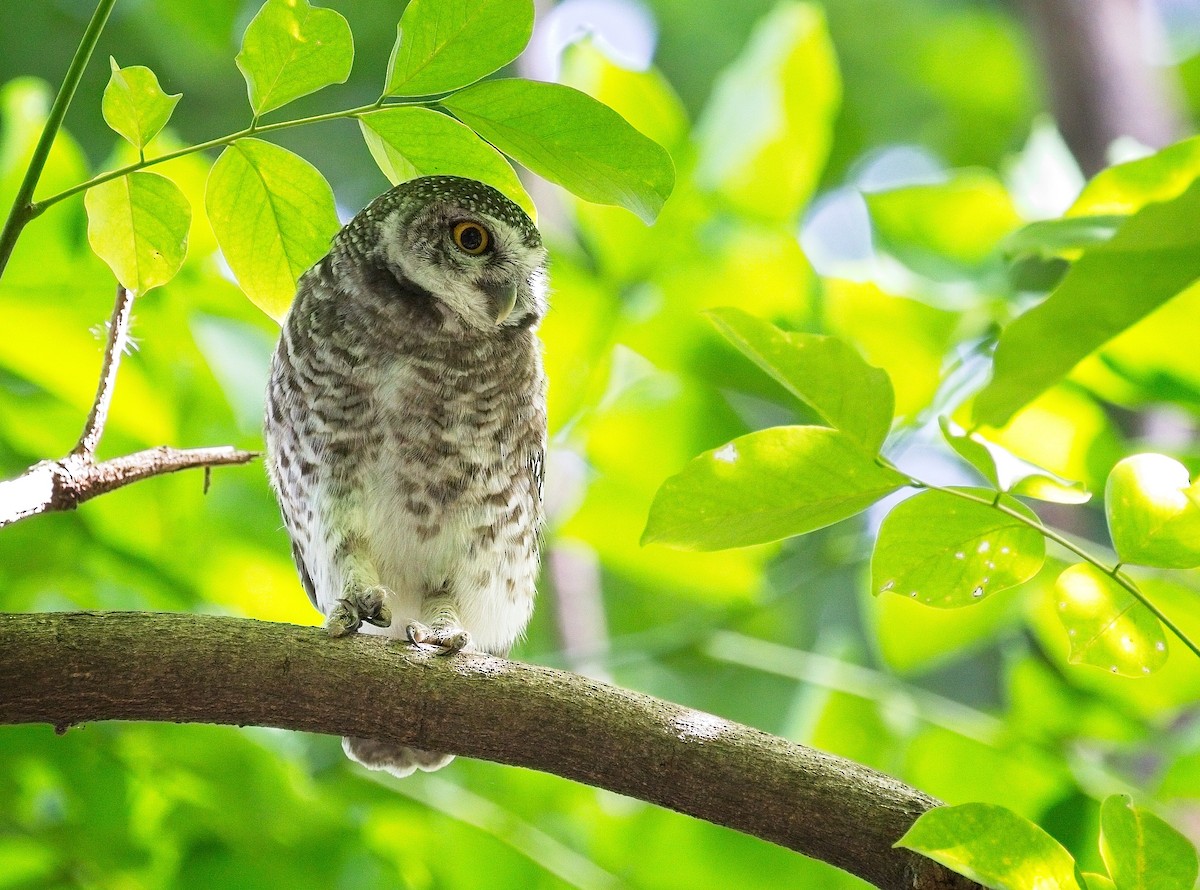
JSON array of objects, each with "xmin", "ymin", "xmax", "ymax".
[{"xmin": 342, "ymin": 736, "xmax": 454, "ymax": 778}]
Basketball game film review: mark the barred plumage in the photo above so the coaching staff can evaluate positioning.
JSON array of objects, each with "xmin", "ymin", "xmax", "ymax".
[{"xmin": 264, "ymin": 176, "xmax": 548, "ymax": 777}]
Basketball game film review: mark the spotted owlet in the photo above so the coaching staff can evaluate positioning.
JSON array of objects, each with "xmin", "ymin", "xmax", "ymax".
[{"xmin": 264, "ymin": 175, "xmax": 548, "ymax": 777}]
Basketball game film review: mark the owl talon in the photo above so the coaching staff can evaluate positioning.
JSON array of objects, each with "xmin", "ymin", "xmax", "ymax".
[
  {"xmin": 405, "ymin": 620, "xmax": 471, "ymax": 654},
  {"xmin": 326, "ymin": 601, "xmax": 360, "ymax": 638},
  {"xmin": 326, "ymin": 586, "xmax": 392, "ymax": 637}
]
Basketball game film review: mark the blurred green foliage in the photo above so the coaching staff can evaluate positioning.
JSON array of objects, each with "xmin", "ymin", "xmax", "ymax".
[{"xmin": 4, "ymin": 0, "xmax": 1200, "ymax": 888}]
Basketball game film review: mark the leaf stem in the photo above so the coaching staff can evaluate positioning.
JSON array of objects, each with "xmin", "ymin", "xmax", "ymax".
[
  {"xmin": 892, "ymin": 466, "xmax": 1200, "ymax": 662},
  {"xmin": 29, "ymin": 101, "xmax": 393, "ymax": 216},
  {"xmin": 0, "ymin": 0, "xmax": 118, "ymax": 280}
]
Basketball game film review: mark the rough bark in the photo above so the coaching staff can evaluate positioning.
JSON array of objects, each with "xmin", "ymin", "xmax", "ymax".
[
  {"xmin": 1015, "ymin": 0, "xmax": 1187, "ymax": 175},
  {"xmin": 0, "ymin": 611, "xmax": 980, "ymax": 890}
]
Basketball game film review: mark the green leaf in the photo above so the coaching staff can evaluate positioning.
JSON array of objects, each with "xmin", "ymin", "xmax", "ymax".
[
  {"xmin": 1100, "ymin": 794, "xmax": 1198, "ymax": 890},
  {"xmin": 937, "ymin": 419, "xmax": 1091, "ymax": 503},
  {"xmin": 1010, "ymin": 474, "xmax": 1092, "ymax": 505},
  {"xmin": 384, "ymin": 0, "xmax": 533, "ymax": 97},
  {"xmin": 867, "ymin": 170, "xmax": 1023, "ymax": 273},
  {"xmin": 236, "ymin": 0, "xmax": 353, "ymax": 116},
  {"xmin": 84, "ymin": 172, "xmax": 191, "ymax": 293},
  {"xmin": 1106, "ymin": 454, "xmax": 1200, "ymax": 569},
  {"xmin": 939, "ymin": 418, "xmax": 1000, "ymax": 488},
  {"xmin": 896, "ymin": 803, "xmax": 1082, "ymax": 890},
  {"xmin": 205, "ymin": 138, "xmax": 340, "ymax": 321},
  {"xmin": 694, "ymin": 1, "xmax": 839, "ymax": 223},
  {"xmin": 1001, "ymin": 216, "xmax": 1125, "ymax": 261},
  {"xmin": 1054, "ymin": 564, "xmax": 1168, "ymax": 677},
  {"xmin": 1082, "ymin": 874, "xmax": 1117, "ymax": 890},
  {"xmin": 1071, "ymin": 135, "xmax": 1200, "ymax": 217},
  {"xmin": 872, "ymin": 488, "xmax": 1045, "ymax": 607},
  {"xmin": 974, "ymin": 177, "xmax": 1200, "ymax": 427},
  {"xmin": 443, "ymin": 78, "xmax": 675, "ymax": 223},
  {"xmin": 641, "ymin": 426, "xmax": 907, "ymax": 550},
  {"xmin": 708, "ymin": 307, "xmax": 894, "ymax": 452},
  {"xmin": 358, "ymin": 106, "xmax": 534, "ymax": 219},
  {"xmin": 101, "ymin": 58, "xmax": 181, "ymax": 151}
]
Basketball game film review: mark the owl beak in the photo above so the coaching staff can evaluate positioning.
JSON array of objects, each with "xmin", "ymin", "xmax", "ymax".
[{"xmin": 484, "ymin": 280, "xmax": 519, "ymax": 325}]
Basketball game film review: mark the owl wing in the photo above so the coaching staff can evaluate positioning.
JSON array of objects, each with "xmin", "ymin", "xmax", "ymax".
[
  {"xmin": 291, "ymin": 538, "xmax": 319, "ymax": 609},
  {"xmin": 530, "ymin": 447, "xmax": 545, "ymax": 505}
]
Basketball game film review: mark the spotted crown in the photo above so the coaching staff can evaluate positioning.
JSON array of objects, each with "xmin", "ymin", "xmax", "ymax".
[{"xmin": 337, "ymin": 175, "xmax": 540, "ymax": 256}]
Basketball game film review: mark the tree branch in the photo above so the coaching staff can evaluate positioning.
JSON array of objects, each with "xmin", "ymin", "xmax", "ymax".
[
  {"xmin": 1013, "ymin": 0, "xmax": 1187, "ymax": 176},
  {"xmin": 0, "ymin": 611, "xmax": 980, "ymax": 890},
  {"xmin": 0, "ymin": 285, "xmax": 259, "ymax": 528}
]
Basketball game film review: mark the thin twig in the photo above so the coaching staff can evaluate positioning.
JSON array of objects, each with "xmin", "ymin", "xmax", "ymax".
[{"xmin": 74, "ymin": 284, "xmax": 134, "ymax": 457}]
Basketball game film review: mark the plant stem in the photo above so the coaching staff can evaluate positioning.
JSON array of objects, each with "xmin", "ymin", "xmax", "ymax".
[
  {"xmin": 73, "ymin": 284, "xmax": 134, "ymax": 457},
  {"xmin": 29, "ymin": 101, "xmax": 394, "ymax": 215},
  {"xmin": 897, "ymin": 468, "xmax": 1200, "ymax": 662},
  {"xmin": 0, "ymin": 0, "xmax": 118, "ymax": 280}
]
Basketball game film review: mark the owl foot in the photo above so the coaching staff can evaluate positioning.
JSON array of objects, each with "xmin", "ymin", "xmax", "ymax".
[
  {"xmin": 327, "ymin": 586, "xmax": 392, "ymax": 638},
  {"xmin": 405, "ymin": 620, "xmax": 471, "ymax": 654}
]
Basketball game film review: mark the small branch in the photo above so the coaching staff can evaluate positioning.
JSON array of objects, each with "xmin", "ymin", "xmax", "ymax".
[
  {"xmin": 74, "ymin": 284, "xmax": 135, "ymax": 457},
  {"xmin": 0, "ymin": 446, "xmax": 259, "ymax": 528},
  {"xmin": 0, "ymin": 612, "xmax": 980, "ymax": 890},
  {"xmin": 28, "ymin": 100, "xmax": 416, "ymax": 216},
  {"xmin": 1013, "ymin": 0, "xmax": 1187, "ymax": 175},
  {"xmin": 0, "ymin": 0, "xmax": 118, "ymax": 280}
]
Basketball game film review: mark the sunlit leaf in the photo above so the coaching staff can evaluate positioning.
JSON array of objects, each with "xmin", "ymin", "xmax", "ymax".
[
  {"xmin": 938, "ymin": 418, "xmax": 1000, "ymax": 488},
  {"xmin": 358, "ymin": 106, "xmax": 534, "ymax": 219},
  {"xmin": 1009, "ymin": 473, "xmax": 1091, "ymax": 505},
  {"xmin": 205, "ymin": 138, "xmax": 339, "ymax": 321},
  {"xmin": 384, "ymin": 0, "xmax": 533, "ymax": 97},
  {"xmin": 872, "ymin": 488, "xmax": 1044, "ymax": 608},
  {"xmin": 708, "ymin": 307, "xmax": 894, "ymax": 452},
  {"xmin": 1100, "ymin": 794, "xmax": 1198, "ymax": 890},
  {"xmin": 84, "ymin": 172, "xmax": 190, "ymax": 293},
  {"xmin": 974, "ymin": 178, "xmax": 1200, "ymax": 427},
  {"xmin": 1082, "ymin": 874, "xmax": 1116, "ymax": 890},
  {"xmin": 1071, "ymin": 135, "xmax": 1200, "ymax": 217},
  {"xmin": 560, "ymin": 40, "xmax": 689, "ymax": 152},
  {"xmin": 236, "ymin": 0, "xmax": 353, "ymax": 116},
  {"xmin": 1106, "ymin": 454, "xmax": 1200, "ymax": 569},
  {"xmin": 895, "ymin": 802, "xmax": 1082, "ymax": 890},
  {"xmin": 695, "ymin": 1, "xmax": 839, "ymax": 223},
  {"xmin": 101, "ymin": 58, "xmax": 181, "ymax": 151},
  {"xmin": 642, "ymin": 426, "xmax": 907, "ymax": 550},
  {"xmin": 940, "ymin": 419, "xmax": 1091, "ymax": 503},
  {"xmin": 1054, "ymin": 564, "xmax": 1168, "ymax": 677},
  {"xmin": 867, "ymin": 170, "xmax": 1022, "ymax": 275},
  {"xmin": 443, "ymin": 78, "xmax": 675, "ymax": 223}
]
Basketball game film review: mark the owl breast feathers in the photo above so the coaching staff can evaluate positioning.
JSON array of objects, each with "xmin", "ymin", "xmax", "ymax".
[{"xmin": 263, "ymin": 176, "xmax": 548, "ymax": 776}]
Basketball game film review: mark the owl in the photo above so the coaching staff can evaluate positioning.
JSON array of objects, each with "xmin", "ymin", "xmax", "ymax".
[{"xmin": 264, "ymin": 175, "xmax": 548, "ymax": 777}]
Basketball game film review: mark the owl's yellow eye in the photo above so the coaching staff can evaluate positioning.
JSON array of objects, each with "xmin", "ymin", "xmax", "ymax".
[{"xmin": 452, "ymin": 221, "xmax": 491, "ymax": 255}]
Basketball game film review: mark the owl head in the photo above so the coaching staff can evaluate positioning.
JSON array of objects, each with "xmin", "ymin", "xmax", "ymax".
[{"xmin": 342, "ymin": 175, "xmax": 547, "ymax": 332}]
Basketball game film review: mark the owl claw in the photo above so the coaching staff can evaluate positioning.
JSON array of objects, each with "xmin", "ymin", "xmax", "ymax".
[
  {"xmin": 326, "ymin": 587, "xmax": 392, "ymax": 637},
  {"xmin": 405, "ymin": 620, "xmax": 471, "ymax": 654}
]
